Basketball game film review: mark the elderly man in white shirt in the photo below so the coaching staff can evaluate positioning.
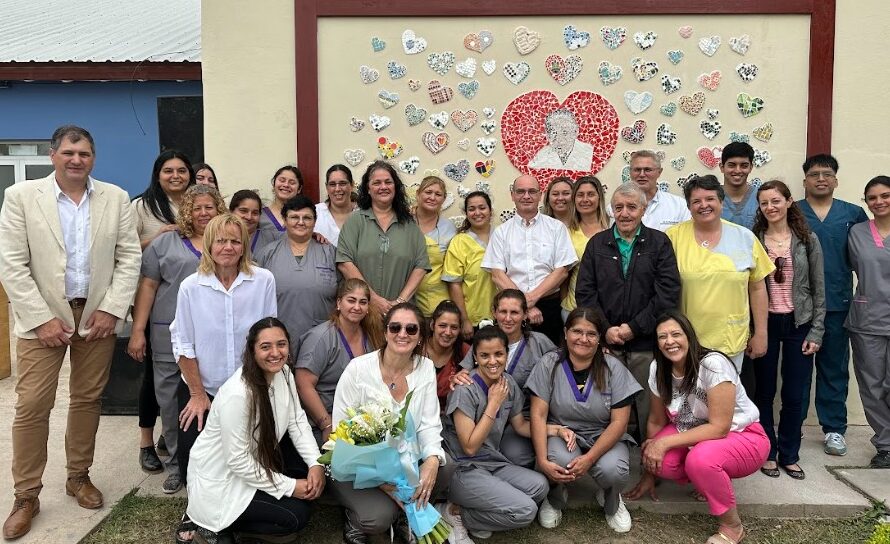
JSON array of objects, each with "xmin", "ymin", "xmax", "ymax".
[
  {"xmin": 482, "ymin": 174, "xmax": 578, "ymax": 344},
  {"xmin": 621, "ymin": 150, "xmax": 691, "ymax": 232}
]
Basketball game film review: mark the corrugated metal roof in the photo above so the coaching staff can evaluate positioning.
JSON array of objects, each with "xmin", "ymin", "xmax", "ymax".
[{"xmin": 0, "ymin": 0, "xmax": 201, "ymax": 62}]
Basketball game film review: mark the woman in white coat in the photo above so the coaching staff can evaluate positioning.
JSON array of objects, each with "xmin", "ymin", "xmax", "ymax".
[{"xmin": 187, "ymin": 317, "xmax": 325, "ymax": 544}]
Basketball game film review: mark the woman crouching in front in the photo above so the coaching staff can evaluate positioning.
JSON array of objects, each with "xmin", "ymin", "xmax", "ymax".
[
  {"xmin": 627, "ymin": 310, "xmax": 769, "ymax": 544},
  {"xmin": 186, "ymin": 318, "xmax": 325, "ymax": 544}
]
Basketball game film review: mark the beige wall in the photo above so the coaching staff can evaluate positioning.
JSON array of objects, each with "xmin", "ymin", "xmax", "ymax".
[
  {"xmin": 202, "ymin": 0, "xmax": 297, "ymax": 199},
  {"xmin": 203, "ymin": 1, "xmax": 890, "ymax": 425}
]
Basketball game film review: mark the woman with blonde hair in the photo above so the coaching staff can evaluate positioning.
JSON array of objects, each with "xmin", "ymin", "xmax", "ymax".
[
  {"xmin": 128, "ymin": 184, "xmax": 226, "ymax": 493},
  {"xmin": 295, "ymin": 278, "xmax": 384, "ymax": 447},
  {"xmin": 542, "ymin": 176, "xmax": 575, "ymax": 228},
  {"xmin": 413, "ymin": 175, "xmax": 457, "ymax": 317},
  {"xmin": 561, "ymin": 176, "xmax": 609, "ymax": 318}
]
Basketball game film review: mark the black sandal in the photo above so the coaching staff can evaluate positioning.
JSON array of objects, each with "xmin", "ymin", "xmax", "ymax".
[
  {"xmin": 782, "ymin": 464, "xmax": 806, "ymax": 480},
  {"xmin": 175, "ymin": 513, "xmax": 197, "ymax": 544}
]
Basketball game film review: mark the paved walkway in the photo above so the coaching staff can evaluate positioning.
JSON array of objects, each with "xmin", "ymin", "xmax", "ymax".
[{"xmin": 0, "ymin": 349, "xmax": 887, "ymax": 542}]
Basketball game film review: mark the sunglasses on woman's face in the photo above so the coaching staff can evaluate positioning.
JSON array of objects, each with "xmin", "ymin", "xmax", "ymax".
[
  {"xmin": 387, "ymin": 322, "xmax": 420, "ymax": 336},
  {"xmin": 774, "ymin": 257, "xmax": 786, "ymax": 284}
]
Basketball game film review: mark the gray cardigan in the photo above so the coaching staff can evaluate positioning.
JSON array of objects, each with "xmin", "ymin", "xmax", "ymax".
[{"xmin": 758, "ymin": 231, "xmax": 826, "ymax": 344}]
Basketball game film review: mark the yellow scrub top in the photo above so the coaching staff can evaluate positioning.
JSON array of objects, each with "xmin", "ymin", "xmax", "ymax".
[
  {"xmin": 416, "ymin": 216, "xmax": 456, "ymax": 316},
  {"xmin": 443, "ymin": 231, "xmax": 497, "ymax": 326},
  {"xmin": 666, "ymin": 220, "xmax": 774, "ymax": 355},
  {"xmin": 562, "ymin": 227, "xmax": 593, "ymax": 312}
]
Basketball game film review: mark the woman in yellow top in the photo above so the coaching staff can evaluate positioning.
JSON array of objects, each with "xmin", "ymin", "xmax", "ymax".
[
  {"xmin": 665, "ymin": 175, "xmax": 774, "ymax": 373},
  {"xmin": 443, "ymin": 191, "xmax": 497, "ymax": 340},
  {"xmin": 414, "ymin": 176, "xmax": 457, "ymax": 317},
  {"xmin": 561, "ymin": 176, "xmax": 610, "ymax": 318}
]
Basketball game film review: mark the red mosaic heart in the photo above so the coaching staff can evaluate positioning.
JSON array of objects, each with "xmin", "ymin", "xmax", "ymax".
[
  {"xmin": 697, "ymin": 145, "xmax": 723, "ymax": 169},
  {"xmin": 501, "ymin": 90, "xmax": 619, "ymax": 188}
]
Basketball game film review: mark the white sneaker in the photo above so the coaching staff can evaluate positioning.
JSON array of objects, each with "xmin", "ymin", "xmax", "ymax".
[
  {"xmin": 436, "ymin": 502, "xmax": 475, "ymax": 544},
  {"xmin": 824, "ymin": 432, "xmax": 848, "ymax": 456},
  {"xmin": 537, "ymin": 498, "xmax": 562, "ymax": 529},
  {"xmin": 605, "ymin": 495, "xmax": 632, "ymax": 533},
  {"xmin": 470, "ymin": 529, "xmax": 492, "ymax": 539}
]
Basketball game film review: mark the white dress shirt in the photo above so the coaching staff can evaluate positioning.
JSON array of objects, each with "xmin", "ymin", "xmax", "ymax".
[
  {"xmin": 55, "ymin": 178, "xmax": 93, "ymax": 299},
  {"xmin": 315, "ymin": 202, "xmax": 353, "ymax": 247},
  {"xmin": 482, "ymin": 212, "xmax": 578, "ymax": 295},
  {"xmin": 171, "ymin": 266, "xmax": 278, "ymax": 396},
  {"xmin": 333, "ymin": 350, "xmax": 447, "ymax": 465},
  {"xmin": 641, "ymin": 190, "xmax": 691, "ymax": 232},
  {"xmin": 186, "ymin": 366, "xmax": 322, "ymax": 532}
]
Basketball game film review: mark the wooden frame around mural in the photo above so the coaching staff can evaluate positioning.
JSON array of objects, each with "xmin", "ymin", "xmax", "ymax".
[{"xmin": 295, "ymin": 0, "xmax": 836, "ymax": 200}]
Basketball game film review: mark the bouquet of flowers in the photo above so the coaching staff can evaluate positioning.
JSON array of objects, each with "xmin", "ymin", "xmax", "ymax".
[{"xmin": 318, "ymin": 392, "xmax": 451, "ymax": 544}]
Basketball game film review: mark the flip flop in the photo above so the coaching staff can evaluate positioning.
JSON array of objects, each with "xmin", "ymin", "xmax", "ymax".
[
  {"xmin": 706, "ymin": 525, "xmax": 745, "ymax": 544},
  {"xmin": 174, "ymin": 513, "xmax": 197, "ymax": 544},
  {"xmin": 781, "ymin": 465, "xmax": 806, "ymax": 480}
]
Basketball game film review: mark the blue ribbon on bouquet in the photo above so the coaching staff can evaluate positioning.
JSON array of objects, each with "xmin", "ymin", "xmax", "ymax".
[{"xmin": 330, "ymin": 413, "xmax": 442, "ymax": 537}]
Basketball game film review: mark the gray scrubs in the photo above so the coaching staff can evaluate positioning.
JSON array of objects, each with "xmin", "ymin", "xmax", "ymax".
[
  {"xmin": 256, "ymin": 237, "xmax": 339, "ymax": 343},
  {"xmin": 295, "ymin": 321, "xmax": 367, "ymax": 446},
  {"xmin": 459, "ymin": 331, "xmax": 557, "ymax": 467},
  {"xmin": 250, "ymin": 227, "xmax": 280, "ymax": 255},
  {"xmin": 141, "ymin": 231, "xmax": 202, "ymax": 471},
  {"xmin": 526, "ymin": 352, "xmax": 642, "ymax": 515},
  {"xmin": 846, "ymin": 221, "xmax": 890, "ymax": 451},
  {"xmin": 442, "ymin": 371, "xmax": 548, "ymax": 533}
]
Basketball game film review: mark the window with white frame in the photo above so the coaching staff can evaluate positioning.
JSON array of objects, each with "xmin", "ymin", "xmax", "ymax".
[{"xmin": 0, "ymin": 141, "xmax": 54, "ymax": 208}]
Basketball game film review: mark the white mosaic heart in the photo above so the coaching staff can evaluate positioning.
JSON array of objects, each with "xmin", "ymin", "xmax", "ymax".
[
  {"xmin": 377, "ymin": 90, "xmax": 399, "ymax": 109},
  {"xmin": 513, "ymin": 26, "xmax": 541, "ymax": 55},
  {"xmin": 624, "ymin": 90, "xmax": 654, "ymax": 114},
  {"xmin": 698, "ymin": 35, "xmax": 721, "ymax": 57},
  {"xmin": 343, "ymin": 149, "xmax": 365, "ymax": 167},
  {"xmin": 451, "ymin": 109, "xmax": 478, "ymax": 132},
  {"xmin": 661, "ymin": 74, "xmax": 682, "ymax": 95},
  {"xmin": 444, "ymin": 159, "xmax": 470, "ymax": 182},
  {"xmin": 482, "ymin": 107, "xmax": 495, "ymax": 119},
  {"xmin": 729, "ymin": 34, "xmax": 751, "ymax": 55},
  {"xmin": 359, "ymin": 65, "xmax": 379, "ymax": 84},
  {"xmin": 427, "ymin": 51, "xmax": 456, "ymax": 76},
  {"xmin": 456, "ymin": 58, "xmax": 477, "ymax": 78},
  {"xmin": 754, "ymin": 148, "xmax": 771, "ymax": 167},
  {"xmin": 633, "ymin": 31, "xmax": 657, "ymax": 50},
  {"xmin": 404, "ymin": 104, "xmax": 427, "ymax": 126},
  {"xmin": 503, "ymin": 62, "xmax": 530, "ymax": 85},
  {"xmin": 368, "ymin": 114, "xmax": 390, "ymax": 132},
  {"xmin": 398, "ymin": 156, "xmax": 420, "ymax": 175},
  {"xmin": 387, "ymin": 61, "xmax": 407, "ymax": 80},
  {"xmin": 481, "ymin": 60, "xmax": 496, "ymax": 76},
  {"xmin": 670, "ymin": 156, "xmax": 686, "ymax": 170},
  {"xmin": 476, "ymin": 137, "xmax": 496, "ymax": 157},
  {"xmin": 563, "ymin": 25, "xmax": 591, "ymax": 50},
  {"xmin": 656, "ymin": 123, "xmax": 677, "ymax": 145},
  {"xmin": 349, "ymin": 116, "xmax": 365, "ymax": 132},
  {"xmin": 736, "ymin": 63, "xmax": 759, "ymax": 82},
  {"xmin": 458, "ymin": 80, "xmax": 479, "ymax": 99},
  {"xmin": 699, "ymin": 119, "xmax": 722, "ymax": 140},
  {"xmin": 480, "ymin": 120, "xmax": 496, "ymax": 135},
  {"xmin": 402, "ymin": 29, "xmax": 428, "ymax": 55},
  {"xmin": 598, "ymin": 61, "xmax": 622, "ymax": 86},
  {"xmin": 457, "ymin": 138, "xmax": 470, "ymax": 151},
  {"xmin": 428, "ymin": 111, "xmax": 449, "ymax": 130}
]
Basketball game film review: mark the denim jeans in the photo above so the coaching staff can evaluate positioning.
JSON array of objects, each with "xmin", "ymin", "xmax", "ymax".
[{"xmin": 753, "ymin": 313, "xmax": 813, "ymax": 465}]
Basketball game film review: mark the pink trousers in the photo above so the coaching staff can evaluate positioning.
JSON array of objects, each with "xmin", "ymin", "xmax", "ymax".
[{"xmin": 654, "ymin": 422, "xmax": 769, "ymax": 515}]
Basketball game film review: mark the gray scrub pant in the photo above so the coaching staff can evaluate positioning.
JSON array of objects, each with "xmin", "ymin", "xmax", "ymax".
[
  {"xmin": 449, "ymin": 463, "xmax": 548, "ymax": 532},
  {"xmin": 609, "ymin": 348, "xmax": 653, "ymax": 440},
  {"xmin": 546, "ymin": 436, "xmax": 630, "ymax": 516},
  {"xmin": 329, "ymin": 459, "xmax": 457, "ymax": 535},
  {"xmin": 153, "ymin": 359, "xmax": 181, "ymax": 471},
  {"xmin": 501, "ymin": 425, "xmax": 536, "ymax": 468},
  {"xmin": 849, "ymin": 332, "xmax": 890, "ymax": 451}
]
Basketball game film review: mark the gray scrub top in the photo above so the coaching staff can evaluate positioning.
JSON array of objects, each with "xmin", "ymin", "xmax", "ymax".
[
  {"xmin": 295, "ymin": 321, "xmax": 368, "ymax": 425},
  {"xmin": 442, "ymin": 370, "xmax": 524, "ymax": 469},
  {"xmin": 251, "ymin": 228, "xmax": 281, "ymax": 255},
  {"xmin": 526, "ymin": 351, "xmax": 641, "ymax": 447},
  {"xmin": 846, "ymin": 220, "xmax": 890, "ymax": 335},
  {"xmin": 459, "ymin": 331, "xmax": 557, "ymax": 389},
  {"xmin": 256, "ymin": 237, "xmax": 339, "ymax": 342},
  {"xmin": 141, "ymin": 231, "xmax": 201, "ymax": 361},
  {"xmin": 259, "ymin": 206, "xmax": 285, "ymax": 234}
]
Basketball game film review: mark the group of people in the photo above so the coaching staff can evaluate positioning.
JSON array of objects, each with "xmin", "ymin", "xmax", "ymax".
[{"xmin": 1, "ymin": 125, "xmax": 889, "ymax": 544}]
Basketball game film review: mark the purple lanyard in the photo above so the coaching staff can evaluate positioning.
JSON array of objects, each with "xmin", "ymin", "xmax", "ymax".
[
  {"xmin": 182, "ymin": 238, "xmax": 202, "ymax": 258},
  {"xmin": 263, "ymin": 207, "xmax": 285, "ymax": 232},
  {"xmin": 472, "ymin": 373, "xmax": 501, "ymax": 418},
  {"xmin": 506, "ymin": 338, "xmax": 527, "ymax": 375},
  {"xmin": 868, "ymin": 220, "xmax": 885, "ymax": 249},
  {"xmin": 250, "ymin": 230, "xmax": 260, "ymax": 252},
  {"xmin": 561, "ymin": 359, "xmax": 593, "ymax": 402},
  {"xmin": 336, "ymin": 327, "xmax": 367, "ymax": 360}
]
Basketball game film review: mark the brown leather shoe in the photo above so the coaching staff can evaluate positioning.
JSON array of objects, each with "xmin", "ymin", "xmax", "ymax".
[
  {"xmin": 2, "ymin": 497, "xmax": 39, "ymax": 540},
  {"xmin": 65, "ymin": 475, "xmax": 103, "ymax": 509}
]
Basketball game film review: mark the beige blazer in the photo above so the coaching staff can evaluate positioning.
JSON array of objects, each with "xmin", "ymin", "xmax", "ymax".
[{"xmin": 0, "ymin": 174, "xmax": 141, "ymax": 339}]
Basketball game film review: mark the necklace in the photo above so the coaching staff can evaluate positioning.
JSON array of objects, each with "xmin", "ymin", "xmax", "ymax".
[
  {"xmin": 766, "ymin": 233, "xmax": 790, "ymax": 248},
  {"xmin": 695, "ymin": 229, "xmax": 720, "ymax": 249},
  {"xmin": 380, "ymin": 354, "xmax": 411, "ymax": 390}
]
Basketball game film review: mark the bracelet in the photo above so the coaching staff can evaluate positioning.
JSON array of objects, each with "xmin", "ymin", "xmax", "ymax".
[
  {"xmin": 483, "ymin": 412, "xmax": 496, "ymax": 421},
  {"xmin": 396, "ymin": 297, "xmax": 406, "ymax": 304},
  {"xmin": 322, "ymin": 423, "xmax": 332, "ymax": 430}
]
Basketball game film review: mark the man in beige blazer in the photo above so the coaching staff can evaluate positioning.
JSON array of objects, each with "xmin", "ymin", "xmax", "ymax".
[{"xmin": 0, "ymin": 126, "xmax": 141, "ymax": 540}]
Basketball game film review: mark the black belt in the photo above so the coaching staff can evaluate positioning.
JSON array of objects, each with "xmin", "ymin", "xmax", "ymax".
[{"xmin": 68, "ymin": 298, "xmax": 87, "ymax": 309}]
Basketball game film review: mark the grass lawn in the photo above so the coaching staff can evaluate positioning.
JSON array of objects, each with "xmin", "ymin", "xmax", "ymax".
[{"xmin": 81, "ymin": 490, "xmax": 885, "ymax": 544}]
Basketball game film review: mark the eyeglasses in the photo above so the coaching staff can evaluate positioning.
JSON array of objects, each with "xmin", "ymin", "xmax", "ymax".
[
  {"xmin": 774, "ymin": 257, "xmax": 786, "ymax": 284},
  {"xmin": 631, "ymin": 167, "xmax": 658, "ymax": 174},
  {"xmin": 568, "ymin": 328, "xmax": 599, "ymax": 339},
  {"xmin": 513, "ymin": 189, "xmax": 540, "ymax": 196},
  {"xmin": 387, "ymin": 322, "xmax": 420, "ymax": 336},
  {"xmin": 805, "ymin": 171, "xmax": 837, "ymax": 180},
  {"xmin": 286, "ymin": 214, "xmax": 315, "ymax": 224}
]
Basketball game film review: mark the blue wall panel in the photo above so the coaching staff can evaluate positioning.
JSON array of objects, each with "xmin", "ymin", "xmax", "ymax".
[{"xmin": 0, "ymin": 80, "xmax": 202, "ymax": 197}]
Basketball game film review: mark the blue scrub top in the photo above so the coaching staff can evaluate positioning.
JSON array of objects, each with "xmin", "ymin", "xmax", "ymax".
[
  {"xmin": 721, "ymin": 185, "xmax": 759, "ymax": 231},
  {"xmin": 798, "ymin": 198, "xmax": 869, "ymax": 311}
]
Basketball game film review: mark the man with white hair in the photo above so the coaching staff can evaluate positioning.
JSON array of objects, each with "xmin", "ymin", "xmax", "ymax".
[{"xmin": 528, "ymin": 109, "xmax": 595, "ymax": 171}]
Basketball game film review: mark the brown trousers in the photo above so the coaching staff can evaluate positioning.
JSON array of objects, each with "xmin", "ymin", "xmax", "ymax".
[{"xmin": 11, "ymin": 306, "xmax": 116, "ymax": 498}]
